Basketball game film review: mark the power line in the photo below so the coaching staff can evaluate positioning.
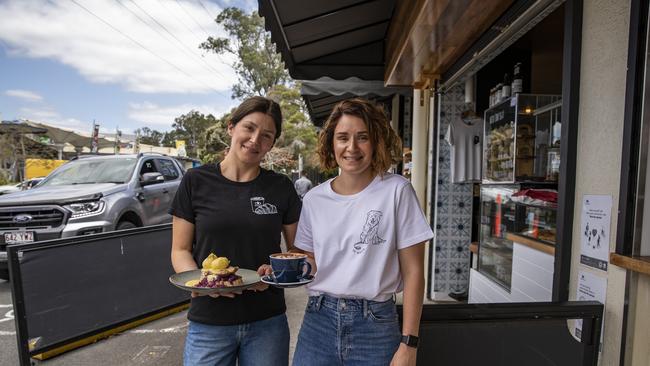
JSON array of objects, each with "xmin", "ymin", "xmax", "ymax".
[
  {"xmin": 155, "ymin": 0, "xmax": 230, "ymax": 68},
  {"xmin": 117, "ymin": 0, "xmax": 229, "ymax": 81},
  {"xmin": 69, "ymin": 0, "xmax": 228, "ymax": 96},
  {"xmin": 175, "ymin": 0, "xmax": 213, "ymax": 38},
  {"xmin": 173, "ymin": 0, "xmax": 232, "ymax": 72},
  {"xmin": 196, "ymin": 0, "xmax": 216, "ymax": 22}
]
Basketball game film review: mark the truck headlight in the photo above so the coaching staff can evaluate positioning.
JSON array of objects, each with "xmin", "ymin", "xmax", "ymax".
[{"xmin": 64, "ymin": 200, "xmax": 106, "ymax": 219}]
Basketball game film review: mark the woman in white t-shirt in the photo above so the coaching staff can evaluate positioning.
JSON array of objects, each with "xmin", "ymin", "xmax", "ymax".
[{"xmin": 292, "ymin": 98, "xmax": 434, "ymax": 366}]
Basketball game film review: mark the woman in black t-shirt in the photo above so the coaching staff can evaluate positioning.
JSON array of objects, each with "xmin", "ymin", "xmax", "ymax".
[{"xmin": 170, "ymin": 96, "xmax": 301, "ymax": 366}]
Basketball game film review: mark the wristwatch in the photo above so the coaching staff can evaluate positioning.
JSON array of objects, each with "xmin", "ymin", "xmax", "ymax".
[{"xmin": 401, "ymin": 334, "xmax": 419, "ymax": 348}]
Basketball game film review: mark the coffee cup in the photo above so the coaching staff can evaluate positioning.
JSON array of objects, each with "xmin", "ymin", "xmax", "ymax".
[{"xmin": 269, "ymin": 253, "xmax": 312, "ymax": 283}]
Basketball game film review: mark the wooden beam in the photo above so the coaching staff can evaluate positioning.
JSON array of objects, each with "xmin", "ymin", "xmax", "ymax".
[
  {"xmin": 384, "ymin": 0, "xmax": 513, "ymax": 86},
  {"xmin": 610, "ymin": 253, "xmax": 650, "ymax": 276}
]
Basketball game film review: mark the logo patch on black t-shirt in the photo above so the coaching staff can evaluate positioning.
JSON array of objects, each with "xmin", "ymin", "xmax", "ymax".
[{"xmin": 250, "ymin": 196, "xmax": 278, "ymax": 215}]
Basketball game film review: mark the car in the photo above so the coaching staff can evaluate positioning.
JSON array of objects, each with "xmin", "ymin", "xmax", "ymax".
[
  {"xmin": 19, "ymin": 177, "xmax": 45, "ymax": 190},
  {"xmin": 0, "ymin": 183, "xmax": 21, "ymax": 196},
  {"xmin": 0, "ymin": 177, "xmax": 45, "ymax": 196},
  {"xmin": 0, "ymin": 153, "xmax": 185, "ymax": 280}
]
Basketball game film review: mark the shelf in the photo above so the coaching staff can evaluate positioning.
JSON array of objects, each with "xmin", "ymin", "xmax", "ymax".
[
  {"xmin": 610, "ymin": 253, "xmax": 650, "ymax": 276},
  {"xmin": 512, "ymin": 201, "xmax": 558, "ymax": 210},
  {"xmin": 505, "ymin": 233, "xmax": 555, "ymax": 255}
]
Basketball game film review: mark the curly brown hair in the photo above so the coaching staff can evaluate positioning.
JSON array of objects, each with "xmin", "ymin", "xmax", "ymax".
[{"xmin": 318, "ymin": 98, "xmax": 402, "ymax": 175}]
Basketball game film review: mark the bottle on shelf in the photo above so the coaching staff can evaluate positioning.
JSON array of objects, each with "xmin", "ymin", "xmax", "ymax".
[
  {"xmin": 512, "ymin": 62, "xmax": 523, "ymax": 94},
  {"xmin": 496, "ymin": 83, "xmax": 503, "ymax": 103},
  {"xmin": 502, "ymin": 73, "xmax": 511, "ymax": 99}
]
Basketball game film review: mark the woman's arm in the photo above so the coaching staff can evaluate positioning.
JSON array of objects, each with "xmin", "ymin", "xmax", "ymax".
[
  {"xmin": 282, "ymin": 222, "xmax": 298, "ymax": 251},
  {"xmin": 171, "ymin": 216, "xmax": 197, "ymax": 273},
  {"xmin": 391, "ymin": 242, "xmax": 425, "ymax": 366}
]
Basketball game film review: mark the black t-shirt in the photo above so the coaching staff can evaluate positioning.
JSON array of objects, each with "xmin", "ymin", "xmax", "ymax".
[{"xmin": 169, "ymin": 163, "xmax": 301, "ymax": 325}]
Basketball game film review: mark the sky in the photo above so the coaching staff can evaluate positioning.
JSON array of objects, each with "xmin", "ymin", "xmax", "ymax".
[{"xmin": 0, "ymin": 0, "xmax": 258, "ymax": 137}]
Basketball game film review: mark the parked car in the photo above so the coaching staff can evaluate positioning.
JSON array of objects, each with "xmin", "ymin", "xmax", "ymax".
[
  {"xmin": 19, "ymin": 177, "xmax": 45, "ymax": 190},
  {"xmin": 0, "ymin": 177, "xmax": 45, "ymax": 196},
  {"xmin": 0, "ymin": 183, "xmax": 21, "ymax": 196},
  {"xmin": 0, "ymin": 153, "xmax": 185, "ymax": 280}
]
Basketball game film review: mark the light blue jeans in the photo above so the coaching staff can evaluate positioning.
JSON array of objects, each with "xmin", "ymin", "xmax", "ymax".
[
  {"xmin": 293, "ymin": 295, "xmax": 401, "ymax": 366},
  {"xmin": 183, "ymin": 313, "xmax": 289, "ymax": 366}
]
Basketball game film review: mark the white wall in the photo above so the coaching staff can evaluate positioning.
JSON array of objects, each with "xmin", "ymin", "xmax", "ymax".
[{"xmin": 569, "ymin": 0, "xmax": 630, "ymax": 364}]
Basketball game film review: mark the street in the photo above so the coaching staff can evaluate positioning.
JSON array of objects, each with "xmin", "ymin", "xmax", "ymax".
[{"xmin": 0, "ymin": 278, "xmax": 308, "ymax": 365}]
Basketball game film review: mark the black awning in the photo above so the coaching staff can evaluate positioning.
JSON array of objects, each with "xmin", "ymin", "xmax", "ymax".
[
  {"xmin": 259, "ymin": 0, "xmax": 396, "ymax": 80},
  {"xmin": 303, "ymin": 93, "xmax": 396, "ymax": 127},
  {"xmin": 300, "ymin": 77, "xmax": 410, "ymax": 126}
]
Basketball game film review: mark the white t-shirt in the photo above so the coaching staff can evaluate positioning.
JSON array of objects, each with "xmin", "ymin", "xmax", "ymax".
[
  {"xmin": 445, "ymin": 117, "xmax": 483, "ymax": 183},
  {"xmin": 294, "ymin": 173, "xmax": 434, "ymax": 301}
]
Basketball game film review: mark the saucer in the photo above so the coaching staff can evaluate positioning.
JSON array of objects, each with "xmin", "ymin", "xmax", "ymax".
[{"xmin": 261, "ymin": 274, "xmax": 314, "ymax": 288}]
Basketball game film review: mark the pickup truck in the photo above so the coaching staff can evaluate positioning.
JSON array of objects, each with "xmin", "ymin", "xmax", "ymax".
[{"xmin": 0, "ymin": 153, "xmax": 185, "ymax": 280}]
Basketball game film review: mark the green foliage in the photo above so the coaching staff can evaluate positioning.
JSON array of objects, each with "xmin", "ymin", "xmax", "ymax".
[
  {"xmin": 199, "ymin": 112, "xmax": 231, "ymax": 163},
  {"xmin": 268, "ymin": 84, "xmax": 318, "ymax": 162},
  {"xmin": 187, "ymin": 7, "xmax": 319, "ymax": 171},
  {"xmin": 200, "ymin": 8, "xmax": 290, "ymax": 99},
  {"xmin": 172, "ymin": 111, "xmax": 218, "ymax": 158},
  {"xmin": 134, "ymin": 127, "xmax": 166, "ymax": 146},
  {"xmin": 0, "ymin": 173, "xmax": 10, "ymax": 186}
]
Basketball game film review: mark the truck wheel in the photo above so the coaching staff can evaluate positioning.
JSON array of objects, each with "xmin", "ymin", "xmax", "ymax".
[
  {"xmin": 116, "ymin": 221, "xmax": 138, "ymax": 230},
  {"xmin": 0, "ymin": 269, "xmax": 9, "ymax": 281}
]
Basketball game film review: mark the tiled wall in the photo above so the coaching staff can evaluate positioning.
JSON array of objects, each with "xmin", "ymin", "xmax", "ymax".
[{"xmin": 433, "ymin": 84, "xmax": 474, "ymax": 294}]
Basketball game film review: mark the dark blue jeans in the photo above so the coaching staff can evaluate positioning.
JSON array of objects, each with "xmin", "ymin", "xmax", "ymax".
[
  {"xmin": 293, "ymin": 295, "xmax": 401, "ymax": 366},
  {"xmin": 183, "ymin": 313, "xmax": 289, "ymax": 366}
]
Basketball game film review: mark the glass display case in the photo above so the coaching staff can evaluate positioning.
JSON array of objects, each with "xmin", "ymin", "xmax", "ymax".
[
  {"xmin": 478, "ymin": 185, "xmax": 558, "ymax": 290},
  {"xmin": 511, "ymin": 202, "xmax": 557, "ymax": 245},
  {"xmin": 483, "ymin": 94, "xmax": 562, "ymax": 183}
]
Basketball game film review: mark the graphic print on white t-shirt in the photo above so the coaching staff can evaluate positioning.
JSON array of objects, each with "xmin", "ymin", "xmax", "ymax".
[
  {"xmin": 250, "ymin": 196, "xmax": 278, "ymax": 215},
  {"xmin": 353, "ymin": 210, "xmax": 386, "ymax": 254}
]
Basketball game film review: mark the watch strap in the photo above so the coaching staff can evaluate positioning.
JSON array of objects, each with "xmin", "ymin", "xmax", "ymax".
[{"xmin": 401, "ymin": 334, "xmax": 419, "ymax": 348}]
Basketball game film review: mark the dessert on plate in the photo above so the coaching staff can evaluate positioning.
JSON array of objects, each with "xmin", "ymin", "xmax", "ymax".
[{"xmin": 185, "ymin": 253, "xmax": 243, "ymax": 288}]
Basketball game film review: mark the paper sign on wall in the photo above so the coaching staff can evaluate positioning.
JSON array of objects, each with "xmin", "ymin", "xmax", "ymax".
[
  {"xmin": 579, "ymin": 195, "xmax": 612, "ymax": 271},
  {"xmin": 575, "ymin": 270, "xmax": 607, "ymax": 349}
]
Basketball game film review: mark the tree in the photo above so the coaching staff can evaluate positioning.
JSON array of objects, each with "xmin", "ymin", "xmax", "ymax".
[
  {"xmin": 134, "ymin": 127, "xmax": 166, "ymax": 146},
  {"xmin": 172, "ymin": 111, "xmax": 217, "ymax": 158},
  {"xmin": 194, "ymin": 7, "xmax": 319, "ymax": 172},
  {"xmin": 200, "ymin": 8, "xmax": 290, "ymax": 99}
]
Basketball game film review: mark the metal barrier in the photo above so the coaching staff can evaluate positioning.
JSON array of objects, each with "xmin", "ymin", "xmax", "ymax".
[
  {"xmin": 7, "ymin": 224, "xmax": 188, "ymax": 365},
  {"xmin": 400, "ymin": 301, "xmax": 603, "ymax": 366},
  {"xmin": 7, "ymin": 224, "xmax": 602, "ymax": 365}
]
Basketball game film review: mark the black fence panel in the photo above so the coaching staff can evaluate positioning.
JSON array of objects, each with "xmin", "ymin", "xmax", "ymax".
[
  {"xmin": 400, "ymin": 302, "xmax": 602, "ymax": 366},
  {"xmin": 8, "ymin": 224, "xmax": 188, "ymax": 364}
]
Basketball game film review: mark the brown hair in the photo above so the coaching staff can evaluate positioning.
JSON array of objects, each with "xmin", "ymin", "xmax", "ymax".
[
  {"xmin": 318, "ymin": 98, "xmax": 402, "ymax": 175},
  {"xmin": 229, "ymin": 96, "xmax": 283, "ymax": 140}
]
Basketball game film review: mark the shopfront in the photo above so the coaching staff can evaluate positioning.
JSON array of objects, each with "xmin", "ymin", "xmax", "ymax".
[
  {"xmin": 260, "ymin": 0, "xmax": 648, "ymax": 364},
  {"xmin": 454, "ymin": 3, "xmax": 567, "ymax": 304}
]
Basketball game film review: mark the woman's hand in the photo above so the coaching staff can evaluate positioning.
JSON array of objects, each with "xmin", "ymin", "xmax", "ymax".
[
  {"xmin": 257, "ymin": 264, "xmax": 273, "ymax": 277},
  {"xmin": 390, "ymin": 344, "xmax": 417, "ymax": 366}
]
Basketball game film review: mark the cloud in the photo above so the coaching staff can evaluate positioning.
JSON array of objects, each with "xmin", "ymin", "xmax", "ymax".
[
  {"xmin": 0, "ymin": 0, "xmax": 238, "ymax": 94},
  {"xmin": 5, "ymin": 89, "xmax": 43, "ymax": 102},
  {"xmin": 18, "ymin": 106, "xmax": 91, "ymax": 133},
  {"xmin": 128, "ymin": 100, "xmax": 237, "ymax": 129}
]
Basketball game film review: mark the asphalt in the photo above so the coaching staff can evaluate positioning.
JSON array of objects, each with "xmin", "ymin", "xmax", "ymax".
[{"xmin": 0, "ymin": 277, "xmax": 308, "ymax": 366}]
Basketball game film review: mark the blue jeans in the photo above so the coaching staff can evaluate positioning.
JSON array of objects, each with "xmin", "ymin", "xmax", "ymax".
[
  {"xmin": 183, "ymin": 313, "xmax": 289, "ymax": 366},
  {"xmin": 293, "ymin": 295, "xmax": 401, "ymax": 366}
]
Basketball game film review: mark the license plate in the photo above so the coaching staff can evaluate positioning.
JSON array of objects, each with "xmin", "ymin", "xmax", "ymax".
[{"xmin": 4, "ymin": 232, "xmax": 34, "ymax": 244}]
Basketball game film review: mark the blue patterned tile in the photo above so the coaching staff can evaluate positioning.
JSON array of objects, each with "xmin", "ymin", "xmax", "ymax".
[{"xmin": 433, "ymin": 83, "xmax": 472, "ymax": 294}]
